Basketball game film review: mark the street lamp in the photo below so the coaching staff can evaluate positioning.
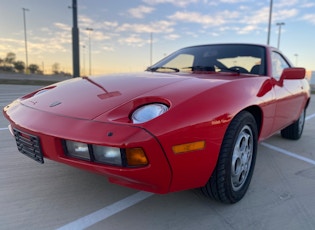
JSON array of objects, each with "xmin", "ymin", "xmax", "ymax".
[
  {"xmin": 267, "ymin": 0, "xmax": 273, "ymax": 45},
  {"xmin": 86, "ymin": 27, "xmax": 93, "ymax": 75},
  {"xmin": 276, "ymin": 22, "xmax": 285, "ymax": 49},
  {"xmin": 82, "ymin": 45, "xmax": 86, "ymax": 76},
  {"xmin": 150, "ymin": 32, "xmax": 153, "ymax": 66},
  {"xmin": 22, "ymin": 8, "xmax": 29, "ymax": 74},
  {"xmin": 70, "ymin": 0, "xmax": 80, "ymax": 77}
]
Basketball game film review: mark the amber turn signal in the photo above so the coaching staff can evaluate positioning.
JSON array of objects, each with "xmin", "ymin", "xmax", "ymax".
[
  {"xmin": 172, "ymin": 141, "xmax": 205, "ymax": 154},
  {"xmin": 126, "ymin": 148, "xmax": 149, "ymax": 166}
]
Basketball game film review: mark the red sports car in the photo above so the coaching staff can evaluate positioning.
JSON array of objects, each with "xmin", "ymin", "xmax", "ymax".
[{"xmin": 3, "ymin": 44, "xmax": 310, "ymax": 203}]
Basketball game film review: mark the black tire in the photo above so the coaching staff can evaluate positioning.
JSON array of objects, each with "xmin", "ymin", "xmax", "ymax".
[
  {"xmin": 281, "ymin": 109, "xmax": 305, "ymax": 140},
  {"xmin": 202, "ymin": 111, "xmax": 258, "ymax": 203}
]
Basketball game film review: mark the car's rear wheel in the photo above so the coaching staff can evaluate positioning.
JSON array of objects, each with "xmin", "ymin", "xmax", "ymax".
[
  {"xmin": 281, "ymin": 108, "xmax": 305, "ymax": 140},
  {"xmin": 202, "ymin": 111, "xmax": 258, "ymax": 203}
]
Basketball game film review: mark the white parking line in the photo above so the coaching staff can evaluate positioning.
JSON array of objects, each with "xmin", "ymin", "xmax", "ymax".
[
  {"xmin": 306, "ymin": 113, "xmax": 315, "ymax": 121},
  {"xmin": 261, "ymin": 142, "xmax": 315, "ymax": 166},
  {"xmin": 261, "ymin": 112, "xmax": 315, "ymax": 166},
  {"xmin": 0, "ymin": 127, "xmax": 8, "ymax": 131},
  {"xmin": 56, "ymin": 191, "xmax": 153, "ymax": 230}
]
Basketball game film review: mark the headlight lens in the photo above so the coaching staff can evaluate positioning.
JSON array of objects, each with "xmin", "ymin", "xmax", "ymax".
[
  {"xmin": 93, "ymin": 145, "xmax": 122, "ymax": 166},
  {"xmin": 33, "ymin": 89, "xmax": 50, "ymax": 97},
  {"xmin": 131, "ymin": 103, "xmax": 168, "ymax": 124},
  {"xmin": 65, "ymin": 141, "xmax": 90, "ymax": 160}
]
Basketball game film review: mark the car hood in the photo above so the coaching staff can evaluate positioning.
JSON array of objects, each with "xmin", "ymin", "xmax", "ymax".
[{"xmin": 19, "ymin": 72, "xmax": 236, "ymax": 120}]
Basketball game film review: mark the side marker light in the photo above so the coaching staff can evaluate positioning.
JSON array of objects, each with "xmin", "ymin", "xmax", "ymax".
[
  {"xmin": 126, "ymin": 148, "xmax": 148, "ymax": 166},
  {"xmin": 172, "ymin": 141, "xmax": 205, "ymax": 154}
]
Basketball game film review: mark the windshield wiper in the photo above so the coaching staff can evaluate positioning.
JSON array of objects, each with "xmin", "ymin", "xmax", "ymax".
[
  {"xmin": 146, "ymin": 66, "xmax": 180, "ymax": 73},
  {"xmin": 219, "ymin": 67, "xmax": 243, "ymax": 74},
  {"xmin": 183, "ymin": 66, "xmax": 215, "ymax": 71}
]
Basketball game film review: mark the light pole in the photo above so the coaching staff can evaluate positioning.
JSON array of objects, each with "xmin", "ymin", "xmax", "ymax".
[
  {"xmin": 267, "ymin": 0, "xmax": 273, "ymax": 45},
  {"xmin": 276, "ymin": 22, "xmax": 285, "ymax": 49},
  {"xmin": 82, "ymin": 45, "xmax": 86, "ymax": 76},
  {"xmin": 150, "ymin": 32, "xmax": 153, "ymax": 66},
  {"xmin": 71, "ymin": 0, "xmax": 80, "ymax": 77},
  {"xmin": 22, "ymin": 8, "xmax": 29, "ymax": 73},
  {"xmin": 86, "ymin": 28, "xmax": 93, "ymax": 75}
]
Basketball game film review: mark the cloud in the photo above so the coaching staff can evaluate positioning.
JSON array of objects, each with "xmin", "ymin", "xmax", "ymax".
[
  {"xmin": 117, "ymin": 20, "xmax": 175, "ymax": 33},
  {"xmin": 164, "ymin": 34, "xmax": 180, "ymax": 40},
  {"xmin": 237, "ymin": 24, "xmax": 259, "ymax": 34},
  {"xmin": 0, "ymin": 38, "xmax": 25, "ymax": 55},
  {"xmin": 239, "ymin": 7, "xmax": 270, "ymax": 25},
  {"xmin": 142, "ymin": 0, "xmax": 198, "ymax": 7},
  {"xmin": 128, "ymin": 5, "xmax": 155, "ymax": 18},
  {"xmin": 118, "ymin": 34, "xmax": 149, "ymax": 47},
  {"xmin": 54, "ymin": 23, "xmax": 70, "ymax": 31},
  {"xmin": 273, "ymin": 9, "xmax": 298, "ymax": 21},
  {"xmin": 275, "ymin": 0, "xmax": 299, "ymax": 8},
  {"xmin": 89, "ymin": 30, "xmax": 111, "ymax": 41},
  {"xmin": 203, "ymin": 0, "xmax": 250, "ymax": 7},
  {"xmin": 103, "ymin": 21, "xmax": 119, "ymax": 29},
  {"xmin": 302, "ymin": 14, "xmax": 315, "ymax": 24},
  {"xmin": 219, "ymin": 0, "xmax": 246, "ymax": 3},
  {"xmin": 168, "ymin": 10, "xmax": 239, "ymax": 27},
  {"xmin": 102, "ymin": 45, "xmax": 115, "ymax": 52},
  {"xmin": 79, "ymin": 15, "xmax": 95, "ymax": 28},
  {"xmin": 169, "ymin": 11, "xmax": 221, "ymax": 26},
  {"xmin": 300, "ymin": 2, "xmax": 315, "ymax": 8}
]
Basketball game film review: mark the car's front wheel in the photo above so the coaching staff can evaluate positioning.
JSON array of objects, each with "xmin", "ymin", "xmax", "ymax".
[{"xmin": 202, "ymin": 111, "xmax": 258, "ymax": 203}]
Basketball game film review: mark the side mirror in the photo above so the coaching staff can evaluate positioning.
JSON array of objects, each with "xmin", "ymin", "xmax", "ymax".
[{"xmin": 280, "ymin": 67, "xmax": 305, "ymax": 80}]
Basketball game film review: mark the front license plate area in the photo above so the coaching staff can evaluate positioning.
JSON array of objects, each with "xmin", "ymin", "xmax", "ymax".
[{"xmin": 13, "ymin": 129, "xmax": 44, "ymax": 164}]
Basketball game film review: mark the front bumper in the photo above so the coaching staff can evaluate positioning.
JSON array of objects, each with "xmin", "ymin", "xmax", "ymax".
[{"xmin": 3, "ymin": 103, "xmax": 172, "ymax": 194}]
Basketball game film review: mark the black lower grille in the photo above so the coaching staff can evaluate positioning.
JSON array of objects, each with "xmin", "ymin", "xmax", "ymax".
[{"xmin": 13, "ymin": 129, "xmax": 44, "ymax": 164}]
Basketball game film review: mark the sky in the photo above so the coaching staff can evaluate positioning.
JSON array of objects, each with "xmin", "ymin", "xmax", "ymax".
[{"xmin": 0, "ymin": 0, "xmax": 314, "ymax": 75}]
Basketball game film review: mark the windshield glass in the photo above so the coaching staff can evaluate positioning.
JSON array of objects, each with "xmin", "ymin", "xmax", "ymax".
[{"xmin": 147, "ymin": 44, "xmax": 266, "ymax": 75}]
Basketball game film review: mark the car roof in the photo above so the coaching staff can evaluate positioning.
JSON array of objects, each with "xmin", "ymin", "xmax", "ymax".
[{"xmin": 179, "ymin": 43, "xmax": 270, "ymax": 59}]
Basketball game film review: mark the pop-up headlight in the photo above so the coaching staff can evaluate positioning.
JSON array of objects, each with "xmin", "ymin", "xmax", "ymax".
[{"xmin": 131, "ymin": 103, "xmax": 168, "ymax": 124}]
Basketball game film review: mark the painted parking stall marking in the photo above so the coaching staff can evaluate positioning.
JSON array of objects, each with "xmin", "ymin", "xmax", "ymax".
[
  {"xmin": 56, "ymin": 191, "xmax": 153, "ymax": 230},
  {"xmin": 261, "ymin": 142, "xmax": 315, "ymax": 166},
  {"xmin": 262, "ymin": 112, "xmax": 315, "ymax": 166},
  {"xmin": 306, "ymin": 113, "xmax": 315, "ymax": 121},
  {"xmin": 0, "ymin": 127, "xmax": 8, "ymax": 131}
]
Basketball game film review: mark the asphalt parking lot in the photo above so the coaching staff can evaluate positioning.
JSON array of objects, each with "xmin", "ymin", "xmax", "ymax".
[{"xmin": 1, "ymin": 84, "xmax": 315, "ymax": 230}]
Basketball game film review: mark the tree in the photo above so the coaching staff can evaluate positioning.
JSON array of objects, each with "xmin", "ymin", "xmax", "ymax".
[
  {"xmin": 28, "ymin": 64, "xmax": 40, "ymax": 74},
  {"xmin": 52, "ymin": 62, "xmax": 60, "ymax": 74},
  {"xmin": 13, "ymin": 61, "xmax": 25, "ymax": 73},
  {"xmin": 4, "ymin": 52, "xmax": 16, "ymax": 65}
]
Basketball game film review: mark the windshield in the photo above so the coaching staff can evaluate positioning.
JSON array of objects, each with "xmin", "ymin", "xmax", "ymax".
[{"xmin": 147, "ymin": 44, "xmax": 266, "ymax": 75}]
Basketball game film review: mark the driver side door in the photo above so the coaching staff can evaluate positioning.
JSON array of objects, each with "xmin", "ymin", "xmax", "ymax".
[{"xmin": 271, "ymin": 51, "xmax": 305, "ymax": 132}]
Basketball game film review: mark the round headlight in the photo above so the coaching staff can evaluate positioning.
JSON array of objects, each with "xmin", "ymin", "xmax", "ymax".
[
  {"xmin": 131, "ymin": 103, "xmax": 168, "ymax": 124},
  {"xmin": 34, "ymin": 89, "xmax": 50, "ymax": 96}
]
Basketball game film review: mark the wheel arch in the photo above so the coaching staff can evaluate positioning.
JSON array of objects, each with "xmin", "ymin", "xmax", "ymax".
[
  {"xmin": 305, "ymin": 97, "xmax": 310, "ymax": 110},
  {"xmin": 243, "ymin": 105, "xmax": 262, "ymax": 138}
]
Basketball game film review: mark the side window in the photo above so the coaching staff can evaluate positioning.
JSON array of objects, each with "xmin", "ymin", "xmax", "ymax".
[{"xmin": 271, "ymin": 52, "xmax": 290, "ymax": 80}]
